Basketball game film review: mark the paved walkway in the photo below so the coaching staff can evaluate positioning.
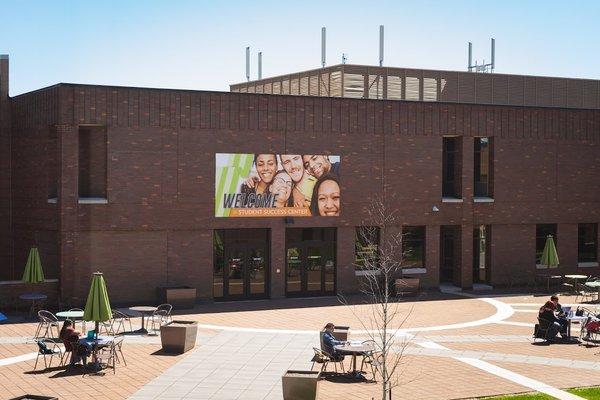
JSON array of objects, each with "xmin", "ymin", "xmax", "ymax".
[{"xmin": 1, "ymin": 293, "xmax": 599, "ymax": 399}]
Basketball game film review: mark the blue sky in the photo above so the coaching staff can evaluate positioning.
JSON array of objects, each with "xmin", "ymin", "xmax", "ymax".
[{"xmin": 2, "ymin": 0, "xmax": 599, "ymax": 96}]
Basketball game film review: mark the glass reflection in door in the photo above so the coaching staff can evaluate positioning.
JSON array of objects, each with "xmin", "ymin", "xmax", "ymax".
[
  {"xmin": 249, "ymin": 248, "xmax": 265, "ymax": 295},
  {"xmin": 286, "ymin": 247, "xmax": 302, "ymax": 293},
  {"xmin": 306, "ymin": 247, "xmax": 323, "ymax": 292},
  {"xmin": 227, "ymin": 249, "xmax": 245, "ymax": 297}
]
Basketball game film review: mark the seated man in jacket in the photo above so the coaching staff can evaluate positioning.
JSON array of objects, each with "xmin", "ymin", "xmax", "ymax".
[
  {"xmin": 321, "ymin": 323, "xmax": 348, "ymax": 361},
  {"xmin": 538, "ymin": 301, "xmax": 568, "ymax": 341}
]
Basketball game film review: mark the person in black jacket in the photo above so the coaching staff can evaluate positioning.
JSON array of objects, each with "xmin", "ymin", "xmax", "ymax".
[{"xmin": 538, "ymin": 301, "xmax": 568, "ymax": 341}]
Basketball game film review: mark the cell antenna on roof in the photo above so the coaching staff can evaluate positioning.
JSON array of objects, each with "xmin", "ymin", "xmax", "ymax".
[
  {"xmin": 245, "ymin": 47, "xmax": 250, "ymax": 81},
  {"xmin": 342, "ymin": 53, "xmax": 348, "ymax": 64},
  {"xmin": 321, "ymin": 27, "xmax": 326, "ymax": 67},
  {"xmin": 468, "ymin": 38, "xmax": 496, "ymax": 73},
  {"xmin": 379, "ymin": 25, "xmax": 384, "ymax": 67},
  {"xmin": 258, "ymin": 52, "xmax": 262, "ymax": 80}
]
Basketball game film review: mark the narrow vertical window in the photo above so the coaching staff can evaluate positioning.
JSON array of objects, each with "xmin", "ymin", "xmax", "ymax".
[
  {"xmin": 442, "ymin": 136, "xmax": 462, "ymax": 199},
  {"xmin": 578, "ymin": 224, "xmax": 598, "ymax": 265},
  {"xmin": 78, "ymin": 126, "xmax": 107, "ymax": 200},
  {"xmin": 474, "ymin": 137, "xmax": 493, "ymax": 198}
]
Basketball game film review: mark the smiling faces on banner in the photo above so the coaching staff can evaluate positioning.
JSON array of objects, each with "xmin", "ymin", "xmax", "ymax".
[{"xmin": 215, "ymin": 153, "xmax": 340, "ymax": 217}]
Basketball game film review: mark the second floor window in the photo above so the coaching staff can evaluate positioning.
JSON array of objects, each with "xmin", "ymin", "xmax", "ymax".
[
  {"xmin": 474, "ymin": 137, "xmax": 493, "ymax": 197},
  {"xmin": 442, "ymin": 137, "xmax": 462, "ymax": 198}
]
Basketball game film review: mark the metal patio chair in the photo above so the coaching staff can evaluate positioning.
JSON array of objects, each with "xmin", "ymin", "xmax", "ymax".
[
  {"xmin": 34, "ymin": 339, "xmax": 62, "ymax": 370},
  {"xmin": 35, "ymin": 310, "xmax": 60, "ymax": 339}
]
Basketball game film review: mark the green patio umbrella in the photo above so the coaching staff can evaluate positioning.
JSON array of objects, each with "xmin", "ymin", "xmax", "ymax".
[
  {"xmin": 22, "ymin": 247, "xmax": 44, "ymax": 283},
  {"xmin": 540, "ymin": 235, "xmax": 559, "ymax": 268},
  {"xmin": 83, "ymin": 272, "xmax": 112, "ymax": 371}
]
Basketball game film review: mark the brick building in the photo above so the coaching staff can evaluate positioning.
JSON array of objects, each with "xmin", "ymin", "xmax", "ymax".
[{"xmin": 0, "ymin": 55, "xmax": 599, "ymax": 305}]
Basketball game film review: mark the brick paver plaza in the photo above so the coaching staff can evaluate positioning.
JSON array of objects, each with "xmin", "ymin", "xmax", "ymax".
[{"xmin": 1, "ymin": 291, "xmax": 599, "ymax": 399}]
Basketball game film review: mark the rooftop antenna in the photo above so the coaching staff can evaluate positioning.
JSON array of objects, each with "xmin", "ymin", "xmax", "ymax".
[
  {"xmin": 491, "ymin": 38, "xmax": 495, "ymax": 72},
  {"xmin": 342, "ymin": 53, "xmax": 348, "ymax": 64},
  {"xmin": 468, "ymin": 42, "xmax": 473, "ymax": 72},
  {"xmin": 258, "ymin": 52, "xmax": 262, "ymax": 80},
  {"xmin": 379, "ymin": 25, "xmax": 384, "ymax": 67},
  {"xmin": 467, "ymin": 38, "xmax": 496, "ymax": 73},
  {"xmin": 321, "ymin": 27, "xmax": 326, "ymax": 67},
  {"xmin": 245, "ymin": 46, "xmax": 250, "ymax": 81}
]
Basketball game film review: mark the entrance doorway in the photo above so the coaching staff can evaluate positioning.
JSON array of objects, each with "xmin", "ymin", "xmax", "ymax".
[
  {"xmin": 213, "ymin": 229, "xmax": 269, "ymax": 300},
  {"xmin": 286, "ymin": 228, "xmax": 336, "ymax": 297},
  {"xmin": 440, "ymin": 226, "xmax": 460, "ymax": 285}
]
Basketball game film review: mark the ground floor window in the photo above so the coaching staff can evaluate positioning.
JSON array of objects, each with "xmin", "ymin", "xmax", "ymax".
[
  {"xmin": 578, "ymin": 223, "xmax": 598, "ymax": 263},
  {"xmin": 213, "ymin": 229, "xmax": 269, "ymax": 300},
  {"xmin": 535, "ymin": 224, "xmax": 557, "ymax": 267},
  {"xmin": 473, "ymin": 225, "xmax": 491, "ymax": 284},
  {"xmin": 355, "ymin": 226, "xmax": 380, "ymax": 271},
  {"xmin": 286, "ymin": 228, "xmax": 336, "ymax": 297},
  {"xmin": 402, "ymin": 226, "xmax": 425, "ymax": 269}
]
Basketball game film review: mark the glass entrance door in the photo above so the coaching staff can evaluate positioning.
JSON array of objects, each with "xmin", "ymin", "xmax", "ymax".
[
  {"xmin": 440, "ymin": 226, "xmax": 459, "ymax": 284},
  {"xmin": 285, "ymin": 228, "xmax": 336, "ymax": 297},
  {"xmin": 213, "ymin": 229, "xmax": 269, "ymax": 301}
]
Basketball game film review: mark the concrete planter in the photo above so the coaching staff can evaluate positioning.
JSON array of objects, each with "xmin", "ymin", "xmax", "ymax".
[
  {"xmin": 160, "ymin": 321, "xmax": 198, "ymax": 354},
  {"xmin": 282, "ymin": 370, "xmax": 320, "ymax": 400},
  {"xmin": 332, "ymin": 326, "xmax": 349, "ymax": 341},
  {"xmin": 157, "ymin": 286, "xmax": 196, "ymax": 310}
]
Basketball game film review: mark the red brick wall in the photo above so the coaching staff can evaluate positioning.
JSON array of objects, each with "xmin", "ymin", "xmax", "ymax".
[
  {"xmin": 0, "ymin": 56, "xmax": 11, "ymax": 280},
  {"xmin": 7, "ymin": 83, "xmax": 600, "ymax": 303}
]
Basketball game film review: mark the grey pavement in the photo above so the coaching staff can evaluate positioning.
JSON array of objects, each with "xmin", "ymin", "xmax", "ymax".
[{"xmin": 128, "ymin": 330, "xmax": 317, "ymax": 400}]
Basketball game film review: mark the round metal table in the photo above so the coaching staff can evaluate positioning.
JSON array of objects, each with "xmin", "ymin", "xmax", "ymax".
[
  {"xmin": 129, "ymin": 306, "xmax": 157, "ymax": 334},
  {"xmin": 565, "ymin": 275, "xmax": 589, "ymax": 294},
  {"xmin": 56, "ymin": 310, "xmax": 86, "ymax": 331},
  {"xmin": 56, "ymin": 310, "xmax": 84, "ymax": 319},
  {"xmin": 335, "ymin": 342, "xmax": 375, "ymax": 379},
  {"xmin": 19, "ymin": 293, "xmax": 47, "ymax": 317}
]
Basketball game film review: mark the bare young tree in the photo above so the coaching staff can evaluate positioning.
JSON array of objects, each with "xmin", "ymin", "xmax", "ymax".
[{"xmin": 340, "ymin": 196, "xmax": 413, "ymax": 400}]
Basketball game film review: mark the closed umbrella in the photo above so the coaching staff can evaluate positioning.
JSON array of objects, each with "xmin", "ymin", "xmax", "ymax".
[
  {"xmin": 83, "ymin": 272, "xmax": 112, "ymax": 371},
  {"xmin": 22, "ymin": 247, "xmax": 44, "ymax": 283},
  {"xmin": 540, "ymin": 235, "xmax": 559, "ymax": 268}
]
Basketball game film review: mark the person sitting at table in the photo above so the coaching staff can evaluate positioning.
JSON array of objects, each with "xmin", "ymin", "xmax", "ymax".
[
  {"xmin": 59, "ymin": 320, "xmax": 91, "ymax": 366},
  {"xmin": 322, "ymin": 323, "xmax": 348, "ymax": 360},
  {"xmin": 538, "ymin": 300, "xmax": 568, "ymax": 341}
]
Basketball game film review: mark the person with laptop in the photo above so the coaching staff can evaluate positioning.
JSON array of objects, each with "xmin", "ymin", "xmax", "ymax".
[{"xmin": 322, "ymin": 323, "xmax": 348, "ymax": 360}]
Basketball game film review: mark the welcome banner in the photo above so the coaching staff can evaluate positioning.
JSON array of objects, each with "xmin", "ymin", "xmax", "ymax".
[{"xmin": 215, "ymin": 153, "xmax": 341, "ymax": 217}]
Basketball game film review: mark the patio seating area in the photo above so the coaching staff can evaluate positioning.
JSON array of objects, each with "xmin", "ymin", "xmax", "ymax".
[{"xmin": 3, "ymin": 290, "xmax": 600, "ymax": 399}]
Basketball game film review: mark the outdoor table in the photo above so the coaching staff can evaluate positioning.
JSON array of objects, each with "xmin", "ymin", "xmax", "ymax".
[
  {"xmin": 80, "ymin": 335, "xmax": 114, "ymax": 371},
  {"xmin": 536, "ymin": 274, "xmax": 562, "ymax": 293},
  {"xmin": 56, "ymin": 310, "xmax": 86, "ymax": 331},
  {"xmin": 585, "ymin": 281, "xmax": 600, "ymax": 303},
  {"xmin": 334, "ymin": 341, "xmax": 375, "ymax": 379},
  {"xmin": 129, "ymin": 306, "xmax": 157, "ymax": 334},
  {"xmin": 566, "ymin": 315, "xmax": 588, "ymax": 338},
  {"xmin": 18, "ymin": 293, "xmax": 47, "ymax": 317},
  {"xmin": 565, "ymin": 275, "xmax": 589, "ymax": 294}
]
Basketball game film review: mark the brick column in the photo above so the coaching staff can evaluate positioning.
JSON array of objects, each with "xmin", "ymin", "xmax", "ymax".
[
  {"xmin": 167, "ymin": 230, "xmax": 211, "ymax": 301},
  {"xmin": 337, "ymin": 226, "xmax": 357, "ymax": 295},
  {"xmin": 459, "ymin": 224, "xmax": 473, "ymax": 289},
  {"xmin": 0, "ymin": 55, "xmax": 11, "ymax": 280},
  {"xmin": 57, "ymin": 125, "xmax": 79, "ymax": 303},
  {"xmin": 557, "ymin": 223, "xmax": 578, "ymax": 273},
  {"xmin": 270, "ymin": 223, "xmax": 286, "ymax": 298},
  {"xmin": 423, "ymin": 225, "xmax": 440, "ymax": 288}
]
